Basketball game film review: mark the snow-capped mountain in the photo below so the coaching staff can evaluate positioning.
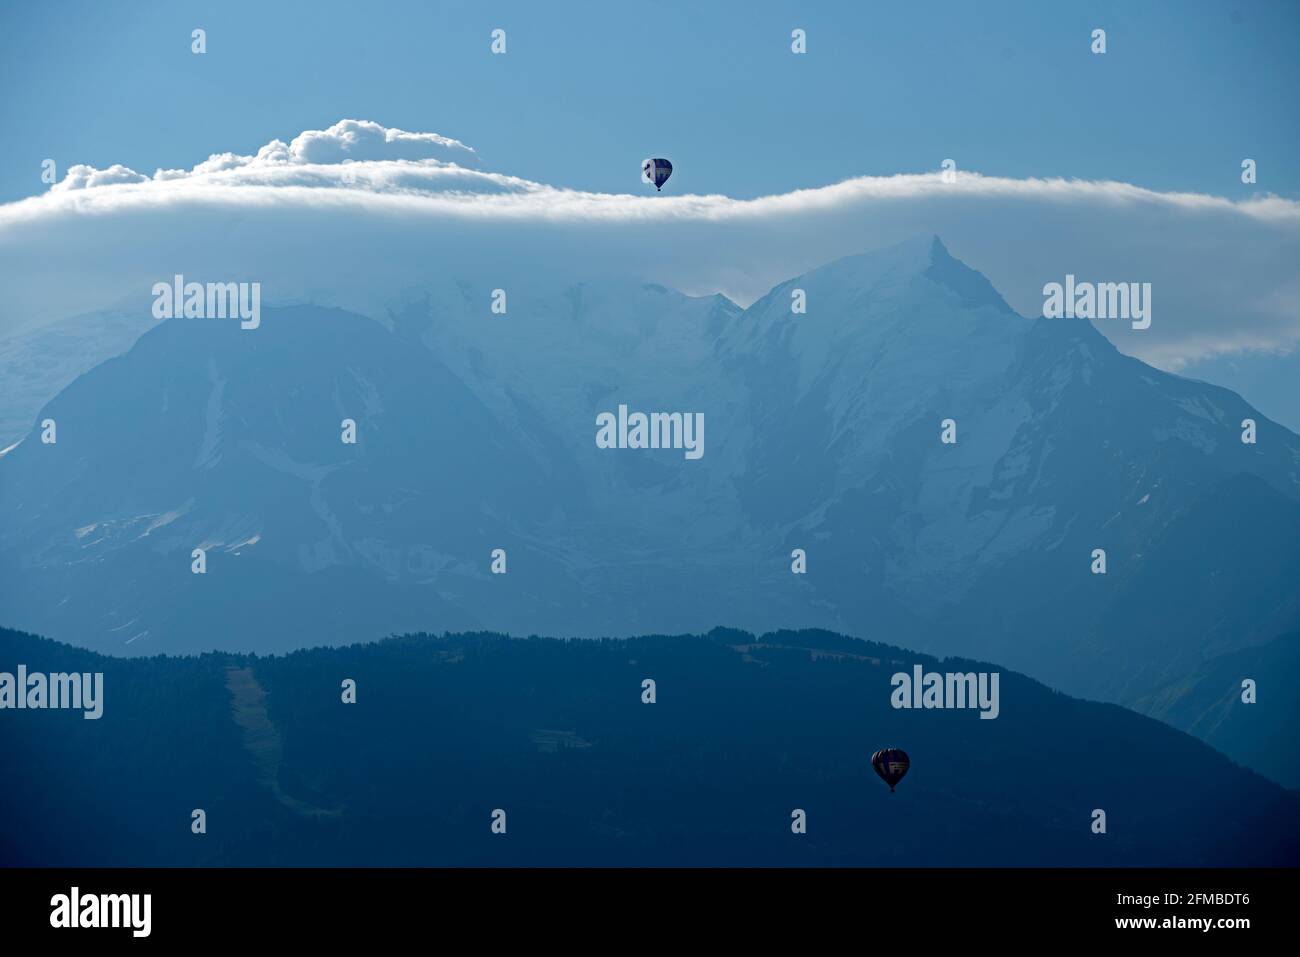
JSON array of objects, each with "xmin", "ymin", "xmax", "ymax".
[
  {"xmin": 723, "ymin": 237, "xmax": 1300, "ymax": 699},
  {"xmin": 2, "ymin": 237, "xmax": 1297, "ymax": 710}
]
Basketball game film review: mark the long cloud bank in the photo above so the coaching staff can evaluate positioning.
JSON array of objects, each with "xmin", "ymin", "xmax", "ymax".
[{"xmin": 2, "ymin": 119, "xmax": 1297, "ymax": 370}]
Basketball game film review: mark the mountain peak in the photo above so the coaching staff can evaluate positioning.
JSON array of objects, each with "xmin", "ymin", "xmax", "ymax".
[
  {"xmin": 922, "ymin": 236, "xmax": 1014, "ymax": 313},
  {"xmin": 766, "ymin": 235, "xmax": 1013, "ymax": 318}
]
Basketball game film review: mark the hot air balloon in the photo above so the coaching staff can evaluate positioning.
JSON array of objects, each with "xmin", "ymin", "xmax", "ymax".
[
  {"xmin": 642, "ymin": 157, "xmax": 673, "ymax": 191},
  {"xmin": 871, "ymin": 747, "xmax": 910, "ymax": 793}
]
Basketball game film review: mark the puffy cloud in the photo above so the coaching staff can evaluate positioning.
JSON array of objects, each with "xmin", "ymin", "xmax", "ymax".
[
  {"xmin": 51, "ymin": 163, "xmax": 149, "ymax": 192},
  {"xmin": 4, "ymin": 120, "xmax": 1299, "ymax": 376},
  {"xmin": 284, "ymin": 118, "xmax": 480, "ymax": 167},
  {"xmin": 49, "ymin": 119, "xmax": 484, "ymax": 193}
]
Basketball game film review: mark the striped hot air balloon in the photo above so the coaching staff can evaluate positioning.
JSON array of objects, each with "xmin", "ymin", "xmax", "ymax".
[
  {"xmin": 871, "ymin": 747, "xmax": 910, "ymax": 793},
  {"xmin": 642, "ymin": 157, "xmax": 673, "ymax": 191}
]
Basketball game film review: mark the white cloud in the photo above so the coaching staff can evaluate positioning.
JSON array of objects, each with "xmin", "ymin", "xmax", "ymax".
[
  {"xmin": 4, "ymin": 120, "xmax": 1299, "ymax": 371},
  {"xmin": 50, "ymin": 118, "xmax": 484, "ymax": 193},
  {"xmin": 51, "ymin": 163, "xmax": 149, "ymax": 191},
  {"xmin": 284, "ymin": 118, "xmax": 480, "ymax": 167}
]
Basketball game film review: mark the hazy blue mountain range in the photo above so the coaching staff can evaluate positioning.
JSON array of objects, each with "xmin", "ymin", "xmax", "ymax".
[
  {"xmin": 1134, "ymin": 630, "xmax": 1300, "ymax": 789},
  {"xmin": 1, "ymin": 625, "xmax": 1294, "ymax": 867},
  {"xmin": 2, "ymin": 237, "xmax": 1296, "ymax": 731}
]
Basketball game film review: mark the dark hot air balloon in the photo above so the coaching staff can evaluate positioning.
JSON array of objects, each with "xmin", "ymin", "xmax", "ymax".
[
  {"xmin": 642, "ymin": 157, "xmax": 673, "ymax": 191},
  {"xmin": 871, "ymin": 748, "xmax": 910, "ymax": 793}
]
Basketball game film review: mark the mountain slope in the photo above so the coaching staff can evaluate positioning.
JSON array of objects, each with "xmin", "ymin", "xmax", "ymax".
[
  {"xmin": 1133, "ymin": 630, "xmax": 1300, "ymax": 789},
  {"xmin": 1, "ymin": 237, "xmax": 1297, "ymax": 718},
  {"xmin": 0, "ymin": 309, "xmax": 153, "ymax": 448},
  {"xmin": 0, "ymin": 305, "xmax": 588, "ymax": 652},
  {"xmin": 1, "ymin": 625, "xmax": 1294, "ymax": 866}
]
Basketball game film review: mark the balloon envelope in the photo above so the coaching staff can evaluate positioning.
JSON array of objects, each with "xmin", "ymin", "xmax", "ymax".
[
  {"xmin": 871, "ymin": 748, "xmax": 910, "ymax": 792},
  {"xmin": 643, "ymin": 158, "xmax": 673, "ymax": 191}
]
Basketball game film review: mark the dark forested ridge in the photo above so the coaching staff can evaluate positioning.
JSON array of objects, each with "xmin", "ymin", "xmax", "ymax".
[{"xmin": 1, "ymin": 625, "xmax": 1295, "ymax": 867}]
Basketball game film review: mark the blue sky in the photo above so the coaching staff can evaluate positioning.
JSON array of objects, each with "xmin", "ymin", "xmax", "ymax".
[
  {"xmin": 2, "ymin": 0, "xmax": 1297, "ymax": 202},
  {"xmin": 1, "ymin": 0, "xmax": 1298, "ymax": 428}
]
